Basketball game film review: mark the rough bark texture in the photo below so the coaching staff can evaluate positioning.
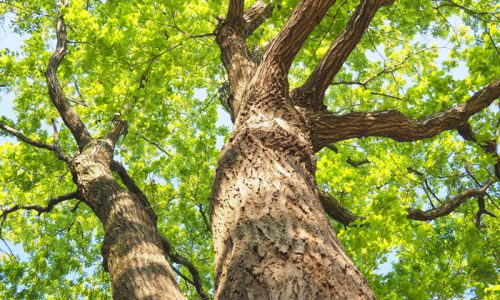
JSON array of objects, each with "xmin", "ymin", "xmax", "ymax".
[
  {"xmin": 212, "ymin": 8, "xmax": 377, "ymax": 291},
  {"xmin": 71, "ymin": 139, "xmax": 185, "ymax": 300},
  {"xmin": 211, "ymin": 86, "xmax": 375, "ymax": 298},
  {"xmin": 292, "ymin": 0, "xmax": 394, "ymax": 108},
  {"xmin": 310, "ymin": 79, "xmax": 500, "ymax": 149},
  {"xmin": 38, "ymin": 5, "xmax": 187, "ymax": 299},
  {"xmin": 210, "ymin": 1, "xmax": 383, "ymax": 299},
  {"xmin": 4, "ymin": 1, "xmax": 496, "ymax": 299}
]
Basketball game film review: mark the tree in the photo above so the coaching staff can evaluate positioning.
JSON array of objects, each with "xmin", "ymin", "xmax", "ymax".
[{"xmin": 0, "ymin": 0, "xmax": 498, "ymax": 299}]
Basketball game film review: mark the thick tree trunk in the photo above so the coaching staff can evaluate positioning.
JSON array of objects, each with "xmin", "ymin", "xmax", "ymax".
[
  {"xmin": 211, "ymin": 90, "xmax": 375, "ymax": 299},
  {"xmin": 71, "ymin": 139, "xmax": 185, "ymax": 300}
]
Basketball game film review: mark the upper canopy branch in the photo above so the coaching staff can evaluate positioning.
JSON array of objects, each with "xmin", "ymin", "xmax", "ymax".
[
  {"xmin": 45, "ymin": 5, "xmax": 92, "ymax": 150},
  {"xmin": 407, "ymin": 179, "xmax": 495, "ymax": 221},
  {"xmin": 227, "ymin": 0, "xmax": 245, "ymax": 22},
  {"xmin": 310, "ymin": 79, "xmax": 500, "ymax": 149},
  {"xmin": 330, "ymin": 46, "xmax": 441, "ymax": 88},
  {"xmin": 292, "ymin": 0, "xmax": 394, "ymax": 108},
  {"xmin": 259, "ymin": 0, "xmax": 335, "ymax": 73},
  {"xmin": 0, "ymin": 121, "xmax": 71, "ymax": 163},
  {"xmin": 216, "ymin": 1, "xmax": 274, "ymax": 119},
  {"xmin": 457, "ymin": 123, "xmax": 500, "ymax": 179},
  {"xmin": 1, "ymin": 191, "xmax": 80, "ymax": 220},
  {"xmin": 242, "ymin": 1, "xmax": 274, "ymax": 37},
  {"xmin": 319, "ymin": 179, "xmax": 495, "ymax": 225},
  {"xmin": 221, "ymin": 1, "xmax": 274, "ymax": 41},
  {"xmin": 107, "ymin": 115, "xmax": 128, "ymax": 147}
]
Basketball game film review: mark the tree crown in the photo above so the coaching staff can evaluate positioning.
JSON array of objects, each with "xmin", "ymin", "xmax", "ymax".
[{"xmin": 0, "ymin": 0, "xmax": 498, "ymax": 298}]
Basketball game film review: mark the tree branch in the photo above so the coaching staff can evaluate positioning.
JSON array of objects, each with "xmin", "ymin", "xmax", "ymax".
[
  {"xmin": 45, "ymin": 4, "xmax": 92, "ymax": 150},
  {"xmin": 110, "ymin": 160, "xmax": 148, "ymax": 202},
  {"xmin": 259, "ymin": 0, "xmax": 335, "ymax": 73},
  {"xmin": 1, "ymin": 191, "xmax": 80, "ymax": 220},
  {"xmin": 407, "ymin": 180, "xmax": 495, "ymax": 221},
  {"xmin": 243, "ymin": 1, "xmax": 274, "ymax": 36},
  {"xmin": 310, "ymin": 80, "xmax": 500, "ymax": 149},
  {"xmin": 215, "ymin": 2, "xmax": 286, "ymax": 121},
  {"xmin": 408, "ymin": 167, "xmax": 443, "ymax": 205},
  {"xmin": 319, "ymin": 180, "xmax": 495, "ymax": 225},
  {"xmin": 325, "ymin": 144, "xmax": 371, "ymax": 167},
  {"xmin": 346, "ymin": 157, "xmax": 371, "ymax": 167},
  {"xmin": 318, "ymin": 189, "xmax": 363, "ymax": 226},
  {"xmin": 457, "ymin": 123, "xmax": 500, "ymax": 179},
  {"xmin": 292, "ymin": 0, "xmax": 395, "ymax": 108},
  {"xmin": 342, "ymin": 46, "xmax": 444, "ymax": 88},
  {"xmin": 475, "ymin": 196, "xmax": 496, "ymax": 228},
  {"xmin": 216, "ymin": 1, "xmax": 257, "ymax": 120},
  {"xmin": 134, "ymin": 132, "xmax": 173, "ymax": 158},
  {"xmin": 0, "ymin": 121, "xmax": 71, "ymax": 163},
  {"xmin": 227, "ymin": 0, "xmax": 245, "ymax": 22},
  {"xmin": 107, "ymin": 115, "xmax": 128, "ymax": 147},
  {"xmin": 160, "ymin": 236, "xmax": 210, "ymax": 300},
  {"xmin": 109, "ymin": 160, "xmax": 162, "ymax": 230}
]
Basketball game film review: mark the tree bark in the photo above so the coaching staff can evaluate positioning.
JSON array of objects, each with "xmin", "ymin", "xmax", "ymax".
[
  {"xmin": 71, "ymin": 139, "xmax": 185, "ymax": 300},
  {"xmin": 210, "ymin": 87, "xmax": 375, "ymax": 299},
  {"xmin": 38, "ymin": 5, "xmax": 187, "ymax": 298},
  {"xmin": 212, "ymin": 1, "xmax": 376, "ymax": 298}
]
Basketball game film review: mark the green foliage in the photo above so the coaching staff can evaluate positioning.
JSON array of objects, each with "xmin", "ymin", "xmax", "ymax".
[{"xmin": 0, "ymin": 0, "xmax": 498, "ymax": 299}]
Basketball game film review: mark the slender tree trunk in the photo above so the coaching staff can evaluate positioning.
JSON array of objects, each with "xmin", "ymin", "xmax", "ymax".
[
  {"xmin": 71, "ymin": 139, "xmax": 185, "ymax": 300},
  {"xmin": 211, "ymin": 86, "xmax": 375, "ymax": 299},
  {"xmin": 40, "ymin": 5, "xmax": 186, "ymax": 298}
]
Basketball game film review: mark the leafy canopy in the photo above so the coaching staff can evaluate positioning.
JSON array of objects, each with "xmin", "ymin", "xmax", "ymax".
[{"xmin": 0, "ymin": 0, "xmax": 498, "ymax": 299}]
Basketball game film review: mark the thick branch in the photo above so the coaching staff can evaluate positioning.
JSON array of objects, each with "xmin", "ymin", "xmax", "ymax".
[
  {"xmin": 292, "ymin": 0, "xmax": 394, "ymax": 108},
  {"xmin": 0, "ymin": 121, "xmax": 70, "ymax": 163},
  {"xmin": 216, "ymin": 6, "xmax": 256, "ymax": 119},
  {"xmin": 110, "ymin": 160, "xmax": 148, "ymax": 202},
  {"xmin": 1, "ymin": 191, "xmax": 80, "ymax": 219},
  {"xmin": 243, "ymin": 1, "xmax": 274, "ymax": 36},
  {"xmin": 160, "ymin": 236, "xmax": 210, "ymax": 300},
  {"xmin": 227, "ymin": 0, "xmax": 245, "ymax": 22},
  {"xmin": 475, "ymin": 196, "xmax": 496, "ymax": 228},
  {"xmin": 217, "ymin": 2, "xmax": 274, "ymax": 120},
  {"xmin": 110, "ymin": 160, "xmax": 161, "ymax": 228},
  {"xmin": 318, "ymin": 189, "xmax": 363, "ymax": 226},
  {"xmin": 311, "ymin": 80, "xmax": 500, "ymax": 149},
  {"xmin": 45, "ymin": 8, "xmax": 92, "ymax": 150},
  {"xmin": 319, "ymin": 180, "xmax": 495, "ymax": 225},
  {"xmin": 260, "ymin": 0, "xmax": 335, "ymax": 73}
]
